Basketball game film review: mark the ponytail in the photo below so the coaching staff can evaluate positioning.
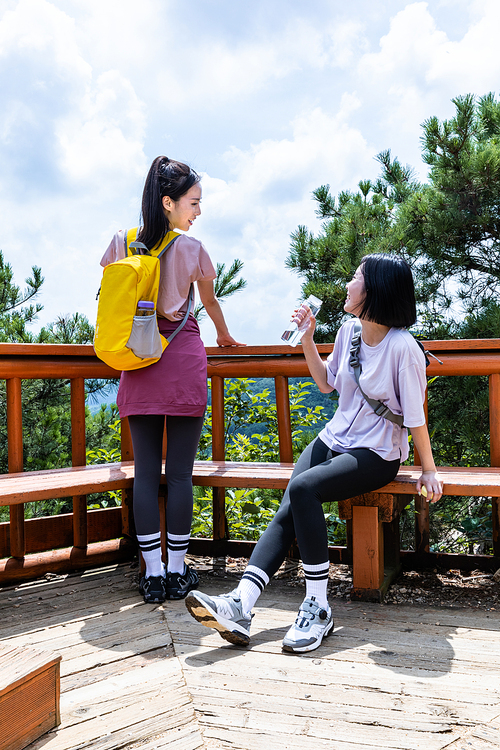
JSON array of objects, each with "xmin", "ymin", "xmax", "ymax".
[{"xmin": 138, "ymin": 156, "xmax": 200, "ymax": 250}]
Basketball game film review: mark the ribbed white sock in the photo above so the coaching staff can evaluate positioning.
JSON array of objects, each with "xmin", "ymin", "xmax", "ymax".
[
  {"xmin": 236, "ymin": 565, "xmax": 270, "ymax": 615},
  {"xmin": 167, "ymin": 532, "xmax": 190, "ymax": 574},
  {"xmin": 303, "ymin": 561, "xmax": 330, "ymax": 610},
  {"xmin": 137, "ymin": 532, "xmax": 164, "ymax": 578}
]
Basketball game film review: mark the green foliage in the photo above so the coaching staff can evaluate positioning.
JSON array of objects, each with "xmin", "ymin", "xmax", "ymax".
[
  {"xmin": 0, "ymin": 249, "xmax": 112, "ymax": 485},
  {"xmin": 429, "ymin": 496, "xmax": 493, "ymax": 554},
  {"xmin": 86, "ymin": 416, "xmax": 122, "ymax": 508},
  {"xmin": 286, "ymin": 183, "xmax": 397, "ymax": 340},
  {"xmin": 38, "ymin": 313, "xmax": 96, "ymax": 344},
  {"xmin": 0, "ymin": 250, "xmax": 44, "ymax": 342},
  {"xmin": 287, "ymin": 93, "xmax": 500, "ymax": 338}
]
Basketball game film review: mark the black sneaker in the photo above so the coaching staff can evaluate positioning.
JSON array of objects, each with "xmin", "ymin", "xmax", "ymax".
[
  {"xmin": 139, "ymin": 574, "xmax": 166, "ymax": 604},
  {"xmin": 165, "ymin": 564, "xmax": 199, "ymax": 600}
]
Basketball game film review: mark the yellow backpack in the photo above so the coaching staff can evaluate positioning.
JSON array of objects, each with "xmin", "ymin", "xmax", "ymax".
[{"xmin": 94, "ymin": 228, "xmax": 193, "ymax": 371}]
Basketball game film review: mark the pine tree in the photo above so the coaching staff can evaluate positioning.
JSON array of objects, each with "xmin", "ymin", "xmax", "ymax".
[
  {"xmin": 286, "ymin": 93, "xmax": 500, "ymax": 340},
  {"xmin": 286, "ymin": 180, "xmax": 402, "ymax": 340},
  {"xmin": 0, "ymin": 252, "xmax": 44, "ymax": 342},
  {"xmin": 0, "ymin": 250, "xmax": 103, "ymax": 484}
]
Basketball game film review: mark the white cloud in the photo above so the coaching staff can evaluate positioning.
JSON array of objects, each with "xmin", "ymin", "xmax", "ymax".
[
  {"xmin": 195, "ymin": 101, "xmax": 374, "ymax": 345},
  {"xmin": 329, "ymin": 21, "xmax": 368, "ymax": 69},
  {"xmin": 2, "ymin": 0, "xmax": 500, "ymax": 350},
  {"xmin": 0, "ymin": 0, "xmax": 150, "ymax": 333},
  {"xmin": 351, "ymin": 1, "xmax": 500, "ymax": 176},
  {"xmin": 57, "ymin": 70, "xmax": 147, "ymax": 185}
]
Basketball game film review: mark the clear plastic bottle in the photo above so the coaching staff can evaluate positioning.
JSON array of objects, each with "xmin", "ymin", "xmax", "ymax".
[
  {"xmin": 136, "ymin": 300, "xmax": 155, "ymax": 316},
  {"xmin": 281, "ymin": 294, "xmax": 322, "ymax": 346}
]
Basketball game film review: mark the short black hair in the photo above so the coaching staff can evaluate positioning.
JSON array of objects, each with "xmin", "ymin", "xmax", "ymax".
[{"xmin": 358, "ymin": 253, "xmax": 416, "ymax": 328}]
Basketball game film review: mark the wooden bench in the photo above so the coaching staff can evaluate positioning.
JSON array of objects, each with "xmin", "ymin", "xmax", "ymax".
[{"xmin": 1, "ymin": 461, "xmax": 500, "ymax": 600}]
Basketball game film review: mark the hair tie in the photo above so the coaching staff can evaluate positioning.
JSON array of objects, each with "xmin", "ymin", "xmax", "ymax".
[{"xmin": 158, "ymin": 158, "xmax": 172, "ymax": 176}]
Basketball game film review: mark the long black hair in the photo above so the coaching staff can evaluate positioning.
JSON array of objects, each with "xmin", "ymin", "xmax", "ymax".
[
  {"xmin": 137, "ymin": 156, "xmax": 200, "ymax": 250},
  {"xmin": 358, "ymin": 253, "xmax": 417, "ymax": 328}
]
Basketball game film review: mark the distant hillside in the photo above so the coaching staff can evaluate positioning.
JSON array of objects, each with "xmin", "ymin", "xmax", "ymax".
[
  {"xmin": 87, "ymin": 377, "xmax": 337, "ymax": 433},
  {"xmin": 222, "ymin": 377, "xmax": 336, "ymax": 439}
]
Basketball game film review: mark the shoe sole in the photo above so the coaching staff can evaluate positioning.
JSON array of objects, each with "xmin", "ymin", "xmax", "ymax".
[
  {"xmin": 282, "ymin": 617, "xmax": 334, "ymax": 653},
  {"xmin": 185, "ymin": 593, "xmax": 250, "ymax": 646},
  {"xmin": 139, "ymin": 583, "xmax": 166, "ymax": 604}
]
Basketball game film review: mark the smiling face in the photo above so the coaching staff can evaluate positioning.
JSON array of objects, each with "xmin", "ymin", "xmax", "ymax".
[
  {"xmin": 162, "ymin": 183, "xmax": 202, "ymax": 231},
  {"xmin": 344, "ymin": 265, "xmax": 366, "ymax": 316}
]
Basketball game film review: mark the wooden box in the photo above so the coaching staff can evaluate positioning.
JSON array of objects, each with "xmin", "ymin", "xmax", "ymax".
[{"xmin": 0, "ymin": 644, "xmax": 62, "ymax": 750}]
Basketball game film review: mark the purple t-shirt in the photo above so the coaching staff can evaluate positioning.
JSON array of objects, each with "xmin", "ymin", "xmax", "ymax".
[{"xmin": 318, "ymin": 318, "xmax": 427, "ymax": 462}]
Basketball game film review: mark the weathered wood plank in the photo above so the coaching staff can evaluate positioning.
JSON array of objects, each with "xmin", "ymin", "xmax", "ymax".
[
  {"xmin": 196, "ymin": 703, "xmax": 460, "ymax": 750},
  {"xmin": 2, "ymin": 568, "xmax": 500, "ymax": 750},
  {"xmin": 170, "ymin": 610, "xmax": 500, "ymax": 679}
]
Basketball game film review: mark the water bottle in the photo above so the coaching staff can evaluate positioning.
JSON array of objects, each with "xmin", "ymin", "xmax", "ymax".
[
  {"xmin": 281, "ymin": 294, "xmax": 322, "ymax": 346},
  {"xmin": 136, "ymin": 300, "xmax": 155, "ymax": 316}
]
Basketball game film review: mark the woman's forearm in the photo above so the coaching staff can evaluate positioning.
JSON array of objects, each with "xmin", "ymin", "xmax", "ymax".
[
  {"xmin": 409, "ymin": 423, "xmax": 443, "ymax": 502},
  {"xmin": 409, "ymin": 424, "xmax": 437, "ymax": 471},
  {"xmin": 301, "ymin": 335, "xmax": 332, "ymax": 393}
]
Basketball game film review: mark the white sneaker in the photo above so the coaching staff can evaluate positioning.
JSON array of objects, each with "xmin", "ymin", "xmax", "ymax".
[
  {"xmin": 185, "ymin": 589, "xmax": 252, "ymax": 646},
  {"xmin": 282, "ymin": 596, "xmax": 334, "ymax": 653}
]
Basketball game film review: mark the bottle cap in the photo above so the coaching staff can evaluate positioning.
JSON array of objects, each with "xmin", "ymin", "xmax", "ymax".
[{"xmin": 137, "ymin": 300, "xmax": 155, "ymax": 309}]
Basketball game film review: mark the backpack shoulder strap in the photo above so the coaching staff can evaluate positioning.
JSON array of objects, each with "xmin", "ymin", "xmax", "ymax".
[
  {"xmin": 123, "ymin": 228, "xmax": 192, "ymax": 342},
  {"xmin": 349, "ymin": 321, "xmax": 404, "ymax": 427},
  {"xmin": 126, "ymin": 229, "xmax": 181, "ymax": 257},
  {"xmin": 165, "ymin": 285, "xmax": 194, "ymax": 344},
  {"xmin": 156, "ymin": 231, "xmax": 181, "ymax": 259}
]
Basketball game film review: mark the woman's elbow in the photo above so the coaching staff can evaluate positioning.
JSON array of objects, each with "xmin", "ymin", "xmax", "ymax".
[{"xmin": 318, "ymin": 383, "xmax": 333, "ymax": 394}]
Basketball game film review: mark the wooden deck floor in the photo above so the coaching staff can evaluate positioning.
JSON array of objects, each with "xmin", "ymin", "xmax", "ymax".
[{"xmin": 1, "ymin": 562, "xmax": 499, "ymax": 750}]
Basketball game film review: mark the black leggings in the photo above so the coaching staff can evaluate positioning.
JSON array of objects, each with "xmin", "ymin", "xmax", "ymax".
[
  {"xmin": 248, "ymin": 436, "xmax": 400, "ymax": 576},
  {"xmin": 127, "ymin": 414, "xmax": 204, "ymax": 537}
]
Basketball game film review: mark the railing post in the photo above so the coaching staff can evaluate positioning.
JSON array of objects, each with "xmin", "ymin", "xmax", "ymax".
[
  {"xmin": 489, "ymin": 374, "xmax": 500, "ymax": 557},
  {"xmin": 71, "ymin": 378, "xmax": 87, "ymax": 550},
  {"xmin": 6, "ymin": 377, "xmax": 25, "ymax": 559},
  {"xmin": 211, "ymin": 376, "xmax": 227, "ymax": 541},
  {"xmin": 414, "ymin": 391, "xmax": 430, "ymax": 556},
  {"xmin": 275, "ymin": 376, "xmax": 293, "ymax": 463}
]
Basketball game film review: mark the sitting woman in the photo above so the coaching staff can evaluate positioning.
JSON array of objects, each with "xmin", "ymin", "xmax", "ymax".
[{"xmin": 185, "ymin": 254, "xmax": 443, "ymax": 653}]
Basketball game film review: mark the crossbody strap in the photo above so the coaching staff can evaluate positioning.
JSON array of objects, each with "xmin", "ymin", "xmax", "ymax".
[{"xmin": 349, "ymin": 321, "xmax": 404, "ymax": 427}]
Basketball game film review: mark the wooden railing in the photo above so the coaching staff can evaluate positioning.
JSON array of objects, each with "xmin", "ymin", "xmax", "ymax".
[{"xmin": 1, "ymin": 340, "xmax": 500, "ymax": 579}]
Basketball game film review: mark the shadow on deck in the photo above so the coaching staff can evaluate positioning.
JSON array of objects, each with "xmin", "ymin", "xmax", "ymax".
[{"xmin": 1, "ymin": 561, "xmax": 499, "ymax": 750}]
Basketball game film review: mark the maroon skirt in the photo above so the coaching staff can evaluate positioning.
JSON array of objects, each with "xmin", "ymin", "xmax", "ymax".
[{"xmin": 117, "ymin": 316, "xmax": 208, "ymax": 418}]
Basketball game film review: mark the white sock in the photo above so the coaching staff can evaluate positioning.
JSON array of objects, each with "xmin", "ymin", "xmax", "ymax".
[
  {"xmin": 236, "ymin": 565, "xmax": 270, "ymax": 615},
  {"xmin": 167, "ymin": 532, "xmax": 190, "ymax": 574},
  {"xmin": 303, "ymin": 561, "xmax": 330, "ymax": 610},
  {"xmin": 137, "ymin": 532, "xmax": 164, "ymax": 578}
]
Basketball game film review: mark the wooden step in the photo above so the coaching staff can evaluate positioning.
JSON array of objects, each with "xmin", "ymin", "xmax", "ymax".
[{"xmin": 0, "ymin": 644, "xmax": 62, "ymax": 750}]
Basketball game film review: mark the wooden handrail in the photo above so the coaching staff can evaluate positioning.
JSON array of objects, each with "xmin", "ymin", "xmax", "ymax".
[{"xmin": 1, "ymin": 340, "xmax": 500, "ymax": 575}]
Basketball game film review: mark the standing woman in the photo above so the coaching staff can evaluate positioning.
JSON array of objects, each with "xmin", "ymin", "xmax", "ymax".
[
  {"xmin": 186, "ymin": 254, "xmax": 442, "ymax": 653},
  {"xmin": 101, "ymin": 156, "xmax": 242, "ymax": 604}
]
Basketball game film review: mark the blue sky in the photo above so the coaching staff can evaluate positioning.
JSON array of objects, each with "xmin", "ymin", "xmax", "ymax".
[{"xmin": 1, "ymin": 0, "xmax": 499, "ymax": 345}]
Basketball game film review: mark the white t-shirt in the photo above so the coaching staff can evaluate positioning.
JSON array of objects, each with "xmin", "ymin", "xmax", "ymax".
[{"xmin": 318, "ymin": 318, "xmax": 427, "ymax": 462}]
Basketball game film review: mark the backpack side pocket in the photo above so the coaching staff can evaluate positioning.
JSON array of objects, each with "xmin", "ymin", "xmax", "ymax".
[{"xmin": 126, "ymin": 315, "xmax": 164, "ymax": 360}]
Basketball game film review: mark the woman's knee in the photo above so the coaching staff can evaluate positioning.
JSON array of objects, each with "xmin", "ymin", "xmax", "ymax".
[{"xmin": 288, "ymin": 473, "xmax": 322, "ymax": 506}]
